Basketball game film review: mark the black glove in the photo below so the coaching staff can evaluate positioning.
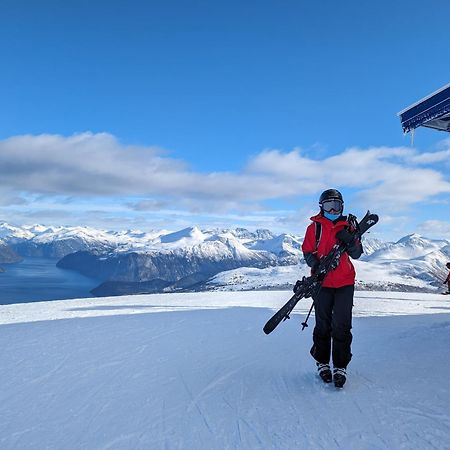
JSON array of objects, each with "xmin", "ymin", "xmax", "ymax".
[
  {"xmin": 304, "ymin": 252, "xmax": 319, "ymax": 269},
  {"xmin": 311, "ymin": 259, "xmax": 320, "ymax": 274},
  {"xmin": 337, "ymin": 229, "xmax": 363, "ymax": 259},
  {"xmin": 336, "ymin": 229, "xmax": 355, "ymax": 246},
  {"xmin": 293, "ymin": 279, "xmax": 303, "ymax": 293}
]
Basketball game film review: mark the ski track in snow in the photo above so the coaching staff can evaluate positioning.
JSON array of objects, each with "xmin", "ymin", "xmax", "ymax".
[{"xmin": 0, "ymin": 291, "xmax": 449, "ymax": 449}]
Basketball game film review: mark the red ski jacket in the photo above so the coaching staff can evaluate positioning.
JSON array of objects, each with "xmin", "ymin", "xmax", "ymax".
[
  {"xmin": 302, "ymin": 214, "xmax": 361, "ymax": 288},
  {"xmin": 446, "ymin": 271, "xmax": 450, "ymax": 283}
]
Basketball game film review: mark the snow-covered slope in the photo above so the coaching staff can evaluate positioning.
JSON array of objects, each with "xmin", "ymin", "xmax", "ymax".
[
  {"xmin": 208, "ymin": 234, "xmax": 450, "ymax": 293},
  {"xmin": 207, "ymin": 265, "xmax": 299, "ymax": 291},
  {"xmin": 246, "ymin": 233, "xmax": 302, "ymax": 257},
  {"xmin": 206, "ymin": 260, "xmax": 440, "ymax": 292},
  {"xmin": 0, "ymin": 222, "xmax": 35, "ymax": 240},
  {"xmin": 359, "ymin": 234, "xmax": 450, "ymax": 291},
  {"xmin": 0, "ymin": 291, "xmax": 449, "ymax": 449},
  {"xmin": 0, "ymin": 222, "xmax": 171, "ymax": 256},
  {"xmin": 1, "ymin": 222, "xmax": 449, "ymax": 294},
  {"xmin": 359, "ymin": 236, "xmax": 389, "ymax": 256},
  {"xmin": 365, "ymin": 234, "xmax": 449, "ymax": 261},
  {"xmin": 159, "ymin": 226, "xmax": 206, "ymax": 246}
]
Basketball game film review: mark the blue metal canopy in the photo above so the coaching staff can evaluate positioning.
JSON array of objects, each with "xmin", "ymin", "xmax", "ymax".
[{"xmin": 398, "ymin": 83, "xmax": 450, "ymax": 133}]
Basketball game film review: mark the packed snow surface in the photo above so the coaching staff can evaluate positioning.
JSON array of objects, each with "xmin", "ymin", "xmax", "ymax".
[{"xmin": 1, "ymin": 290, "xmax": 449, "ymax": 449}]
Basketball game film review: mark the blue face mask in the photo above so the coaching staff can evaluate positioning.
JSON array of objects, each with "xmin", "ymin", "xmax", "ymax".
[{"xmin": 324, "ymin": 211, "xmax": 340, "ymax": 221}]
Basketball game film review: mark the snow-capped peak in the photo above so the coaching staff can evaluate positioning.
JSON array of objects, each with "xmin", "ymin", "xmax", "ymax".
[
  {"xmin": 159, "ymin": 226, "xmax": 206, "ymax": 246},
  {"xmin": 246, "ymin": 233, "xmax": 302, "ymax": 256}
]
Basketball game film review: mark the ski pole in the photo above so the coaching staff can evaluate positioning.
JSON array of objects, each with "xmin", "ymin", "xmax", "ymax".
[{"xmin": 301, "ymin": 301, "xmax": 314, "ymax": 330}]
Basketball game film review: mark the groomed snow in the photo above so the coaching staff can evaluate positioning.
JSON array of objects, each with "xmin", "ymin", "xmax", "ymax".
[{"xmin": 1, "ymin": 291, "xmax": 449, "ymax": 449}]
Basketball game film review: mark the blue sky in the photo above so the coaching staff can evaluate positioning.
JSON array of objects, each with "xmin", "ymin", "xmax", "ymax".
[{"xmin": 0, "ymin": 0, "xmax": 449, "ymax": 240}]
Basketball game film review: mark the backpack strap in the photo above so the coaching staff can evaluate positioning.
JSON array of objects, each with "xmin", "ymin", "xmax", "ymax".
[{"xmin": 314, "ymin": 222, "xmax": 322, "ymax": 251}]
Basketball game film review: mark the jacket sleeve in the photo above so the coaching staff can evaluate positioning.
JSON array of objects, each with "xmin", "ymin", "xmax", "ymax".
[
  {"xmin": 346, "ymin": 237, "xmax": 363, "ymax": 260},
  {"xmin": 302, "ymin": 223, "xmax": 319, "ymax": 268}
]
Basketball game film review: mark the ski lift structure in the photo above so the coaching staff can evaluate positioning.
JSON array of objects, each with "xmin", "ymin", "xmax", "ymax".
[{"xmin": 398, "ymin": 83, "xmax": 450, "ymax": 142}]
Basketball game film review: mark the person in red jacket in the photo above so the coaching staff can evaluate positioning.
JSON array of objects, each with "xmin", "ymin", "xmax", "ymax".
[
  {"xmin": 444, "ymin": 262, "xmax": 450, "ymax": 294},
  {"xmin": 301, "ymin": 189, "xmax": 363, "ymax": 388}
]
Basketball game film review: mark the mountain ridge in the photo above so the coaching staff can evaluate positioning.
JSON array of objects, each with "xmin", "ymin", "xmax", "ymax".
[{"xmin": 0, "ymin": 222, "xmax": 448, "ymax": 296}]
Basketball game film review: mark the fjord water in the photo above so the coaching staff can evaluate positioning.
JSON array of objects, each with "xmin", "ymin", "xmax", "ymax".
[{"xmin": 0, "ymin": 257, "xmax": 100, "ymax": 304}]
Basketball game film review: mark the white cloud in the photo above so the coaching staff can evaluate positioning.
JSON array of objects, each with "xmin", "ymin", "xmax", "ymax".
[
  {"xmin": 0, "ymin": 132, "xmax": 449, "ymax": 219},
  {"xmin": 417, "ymin": 220, "xmax": 450, "ymax": 237},
  {"xmin": 410, "ymin": 148, "xmax": 450, "ymax": 164},
  {"xmin": 0, "ymin": 133, "xmax": 297, "ymax": 202},
  {"xmin": 246, "ymin": 146, "xmax": 450, "ymax": 210}
]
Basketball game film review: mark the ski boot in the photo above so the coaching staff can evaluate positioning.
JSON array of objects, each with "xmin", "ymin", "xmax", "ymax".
[
  {"xmin": 317, "ymin": 362, "xmax": 332, "ymax": 383},
  {"xmin": 333, "ymin": 368, "xmax": 347, "ymax": 388}
]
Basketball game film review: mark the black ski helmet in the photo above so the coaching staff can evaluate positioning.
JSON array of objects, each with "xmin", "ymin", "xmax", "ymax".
[
  {"xmin": 446, "ymin": 262, "xmax": 450, "ymax": 269},
  {"xmin": 319, "ymin": 189, "xmax": 343, "ymax": 205}
]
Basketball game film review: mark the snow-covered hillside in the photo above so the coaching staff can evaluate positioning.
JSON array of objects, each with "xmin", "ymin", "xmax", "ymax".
[
  {"xmin": 0, "ymin": 222, "xmax": 169, "ymax": 256},
  {"xmin": 207, "ymin": 234, "xmax": 450, "ymax": 293},
  {"xmin": 0, "ymin": 223, "xmax": 276, "ymax": 255},
  {"xmin": 0, "ymin": 291, "xmax": 449, "ymax": 449},
  {"xmin": 1, "ymin": 222, "xmax": 449, "ymax": 295}
]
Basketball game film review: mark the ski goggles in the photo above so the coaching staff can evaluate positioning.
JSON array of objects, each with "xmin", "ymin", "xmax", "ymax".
[{"xmin": 321, "ymin": 199, "xmax": 343, "ymax": 213}]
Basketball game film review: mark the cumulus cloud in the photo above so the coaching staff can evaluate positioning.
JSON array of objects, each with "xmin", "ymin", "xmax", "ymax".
[
  {"xmin": 417, "ymin": 220, "xmax": 450, "ymax": 237},
  {"xmin": 0, "ymin": 133, "xmax": 292, "ymax": 201},
  {"xmin": 247, "ymin": 146, "xmax": 450, "ymax": 210},
  {"xmin": 0, "ymin": 132, "xmax": 449, "ymax": 216},
  {"xmin": 410, "ymin": 148, "xmax": 450, "ymax": 164},
  {"xmin": 0, "ymin": 133, "xmax": 186, "ymax": 196}
]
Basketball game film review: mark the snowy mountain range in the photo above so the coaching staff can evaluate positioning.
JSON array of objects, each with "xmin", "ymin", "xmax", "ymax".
[{"xmin": 0, "ymin": 222, "xmax": 449, "ymax": 296}]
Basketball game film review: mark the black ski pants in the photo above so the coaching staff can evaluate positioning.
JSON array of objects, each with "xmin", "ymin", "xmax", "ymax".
[{"xmin": 310, "ymin": 285, "xmax": 354, "ymax": 369}]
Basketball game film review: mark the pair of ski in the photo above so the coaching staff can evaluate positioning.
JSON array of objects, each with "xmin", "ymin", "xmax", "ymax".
[{"xmin": 263, "ymin": 211, "xmax": 379, "ymax": 335}]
